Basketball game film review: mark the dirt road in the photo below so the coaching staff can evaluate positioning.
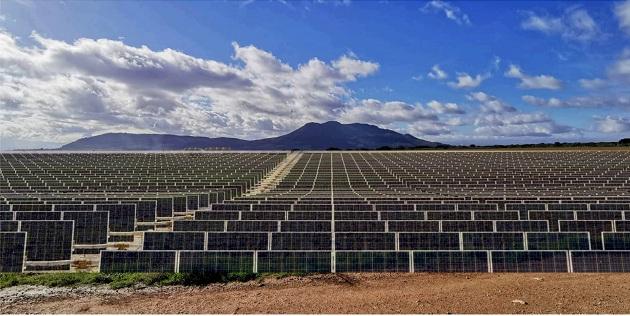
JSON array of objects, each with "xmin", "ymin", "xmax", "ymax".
[{"xmin": 3, "ymin": 273, "xmax": 630, "ymax": 314}]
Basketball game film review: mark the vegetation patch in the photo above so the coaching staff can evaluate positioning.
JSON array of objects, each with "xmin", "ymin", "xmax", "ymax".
[{"xmin": 0, "ymin": 272, "xmax": 273, "ymax": 290}]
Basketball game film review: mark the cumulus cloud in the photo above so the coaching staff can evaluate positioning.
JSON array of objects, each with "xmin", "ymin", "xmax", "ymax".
[
  {"xmin": 427, "ymin": 64, "xmax": 448, "ymax": 80},
  {"xmin": 608, "ymin": 48, "xmax": 630, "ymax": 82},
  {"xmin": 408, "ymin": 121, "xmax": 453, "ymax": 136},
  {"xmin": 521, "ymin": 7, "xmax": 602, "ymax": 43},
  {"xmin": 594, "ymin": 116, "xmax": 630, "ymax": 133},
  {"xmin": 339, "ymin": 99, "xmax": 466, "ymax": 137},
  {"xmin": 474, "ymin": 123, "xmax": 572, "ymax": 137},
  {"xmin": 579, "ymin": 78, "xmax": 606, "ymax": 89},
  {"xmin": 522, "ymin": 95, "xmax": 630, "ymax": 109},
  {"xmin": 421, "ymin": 0, "xmax": 471, "ymax": 25},
  {"xmin": 615, "ymin": 0, "xmax": 630, "ymax": 35},
  {"xmin": 467, "ymin": 91, "xmax": 516, "ymax": 113},
  {"xmin": 427, "ymin": 100, "xmax": 465, "ymax": 114},
  {"xmin": 447, "ymin": 72, "xmax": 488, "ymax": 89},
  {"xmin": 504, "ymin": 64, "xmax": 562, "ymax": 90},
  {"xmin": 0, "ymin": 30, "xmax": 390, "ymax": 147},
  {"xmin": 340, "ymin": 99, "xmax": 436, "ymax": 125},
  {"xmin": 467, "ymin": 92, "xmax": 572, "ymax": 138},
  {"xmin": 0, "ymin": 30, "xmax": 477, "ymax": 147}
]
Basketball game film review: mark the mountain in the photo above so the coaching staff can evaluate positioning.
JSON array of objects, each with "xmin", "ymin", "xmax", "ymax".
[{"xmin": 60, "ymin": 121, "xmax": 442, "ymax": 150}]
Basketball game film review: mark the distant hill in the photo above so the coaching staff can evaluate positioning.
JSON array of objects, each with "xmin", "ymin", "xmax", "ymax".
[{"xmin": 60, "ymin": 121, "xmax": 442, "ymax": 150}]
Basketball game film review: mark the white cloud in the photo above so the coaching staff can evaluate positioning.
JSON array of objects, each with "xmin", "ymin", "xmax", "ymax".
[
  {"xmin": 408, "ymin": 122, "xmax": 452, "ymax": 136},
  {"xmin": 340, "ymin": 99, "xmax": 435, "ymax": 124},
  {"xmin": 523, "ymin": 95, "xmax": 630, "ymax": 109},
  {"xmin": 467, "ymin": 91, "xmax": 516, "ymax": 113},
  {"xmin": 615, "ymin": 0, "xmax": 630, "ymax": 35},
  {"xmin": 447, "ymin": 72, "xmax": 488, "ymax": 89},
  {"xmin": 421, "ymin": 0, "xmax": 471, "ymax": 26},
  {"xmin": 474, "ymin": 123, "xmax": 571, "ymax": 138},
  {"xmin": 579, "ymin": 78, "xmax": 606, "ymax": 89},
  {"xmin": 468, "ymin": 92, "xmax": 572, "ymax": 138},
  {"xmin": 0, "ymin": 30, "xmax": 390, "ymax": 147},
  {"xmin": 521, "ymin": 7, "xmax": 602, "ymax": 43},
  {"xmin": 427, "ymin": 100, "xmax": 465, "ymax": 114},
  {"xmin": 608, "ymin": 48, "xmax": 630, "ymax": 82},
  {"xmin": 427, "ymin": 64, "xmax": 448, "ymax": 80},
  {"xmin": 594, "ymin": 116, "xmax": 630, "ymax": 133},
  {"xmin": 505, "ymin": 64, "xmax": 562, "ymax": 90},
  {"xmin": 332, "ymin": 54, "xmax": 380, "ymax": 80}
]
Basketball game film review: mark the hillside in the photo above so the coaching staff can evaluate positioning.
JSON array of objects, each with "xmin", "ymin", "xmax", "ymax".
[{"xmin": 60, "ymin": 121, "xmax": 441, "ymax": 150}]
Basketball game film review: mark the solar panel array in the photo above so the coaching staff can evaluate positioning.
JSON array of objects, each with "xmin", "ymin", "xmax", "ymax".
[{"xmin": 2, "ymin": 151, "xmax": 630, "ymax": 272}]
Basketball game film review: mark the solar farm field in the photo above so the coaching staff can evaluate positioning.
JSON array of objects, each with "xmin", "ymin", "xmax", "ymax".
[{"xmin": 2, "ymin": 150, "xmax": 630, "ymax": 273}]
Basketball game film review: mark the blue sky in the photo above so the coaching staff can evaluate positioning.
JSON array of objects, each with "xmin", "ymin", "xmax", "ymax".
[{"xmin": 1, "ymin": 0, "xmax": 629, "ymax": 149}]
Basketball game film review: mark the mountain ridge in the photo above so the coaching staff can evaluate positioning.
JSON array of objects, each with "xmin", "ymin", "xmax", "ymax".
[{"xmin": 60, "ymin": 121, "xmax": 442, "ymax": 150}]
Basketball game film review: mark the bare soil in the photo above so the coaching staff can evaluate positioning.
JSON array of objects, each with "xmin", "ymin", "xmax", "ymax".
[{"xmin": 2, "ymin": 273, "xmax": 630, "ymax": 314}]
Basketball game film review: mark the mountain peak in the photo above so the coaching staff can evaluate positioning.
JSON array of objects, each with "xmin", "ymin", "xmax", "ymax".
[{"xmin": 61, "ymin": 121, "xmax": 442, "ymax": 150}]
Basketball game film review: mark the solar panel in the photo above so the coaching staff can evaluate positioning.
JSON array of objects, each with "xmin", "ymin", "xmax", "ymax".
[
  {"xmin": 571, "ymin": 251, "xmax": 630, "ymax": 272},
  {"xmin": 0, "ymin": 232, "xmax": 26, "ymax": 272},
  {"xmin": 97, "ymin": 204, "xmax": 136, "ymax": 232},
  {"xmin": 336, "ymin": 251, "xmax": 409, "ymax": 272},
  {"xmin": 399, "ymin": 233, "xmax": 460, "ymax": 250},
  {"xmin": 526, "ymin": 232, "xmax": 591, "ymax": 250},
  {"xmin": 194, "ymin": 211, "xmax": 240, "ymax": 220},
  {"xmin": 491, "ymin": 251, "xmax": 568, "ymax": 272},
  {"xmin": 20, "ymin": 220, "xmax": 73, "ymax": 261},
  {"xmin": 413, "ymin": 251, "xmax": 488, "ymax": 272},
  {"xmin": 155, "ymin": 197, "xmax": 174, "ymax": 218},
  {"xmin": 173, "ymin": 220, "xmax": 225, "ymax": 232},
  {"xmin": 335, "ymin": 212, "xmax": 378, "ymax": 220},
  {"xmin": 387, "ymin": 221, "xmax": 440, "ymax": 232},
  {"xmin": 462, "ymin": 233, "xmax": 524, "ymax": 250},
  {"xmin": 529, "ymin": 211, "xmax": 576, "ymax": 231},
  {"xmin": 15, "ymin": 212, "xmax": 61, "ymax": 221},
  {"xmin": 379, "ymin": 212, "xmax": 425, "ymax": 220},
  {"xmin": 280, "ymin": 221, "xmax": 331, "ymax": 232},
  {"xmin": 0, "ymin": 221, "xmax": 19, "ymax": 232},
  {"xmin": 427, "ymin": 212, "xmax": 471, "ymax": 221},
  {"xmin": 62, "ymin": 211, "xmax": 109, "ymax": 245},
  {"xmin": 335, "ymin": 221, "xmax": 385, "ymax": 232},
  {"xmin": 271, "ymin": 232, "xmax": 332, "ymax": 250},
  {"xmin": 54, "ymin": 205, "xmax": 95, "ymax": 212},
  {"xmin": 257, "ymin": 251, "xmax": 331, "ymax": 273},
  {"xmin": 227, "ymin": 221, "xmax": 278, "ymax": 232},
  {"xmin": 143, "ymin": 232, "xmax": 205, "ymax": 250},
  {"xmin": 178, "ymin": 251, "xmax": 254, "ymax": 273},
  {"xmin": 473, "ymin": 211, "xmax": 519, "ymax": 220},
  {"xmin": 442, "ymin": 221, "xmax": 494, "ymax": 232},
  {"xmin": 559, "ymin": 220, "xmax": 613, "ymax": 250},
  {"xmin": 2, "ymin": 151, "xmax": 630, "ymax": 273},
  {"xmin": 615, "ymin": 221, "xmax": 630, "ymax": 232},
  {"xmin": 495, "ymin": 220, "xmax": 549, "ymax": 232},
  {"xmin": 287, "ymin": 211, "xmax": 332, "ymax": 221},
  {"xmin": 100, "ymin": 251, "xmax": 176, "ymax": 273},
  {"xmin": 335, "ymin": 233, "xmax": 395, "ymax": 250},
  {"xmin": 602, "ymin": 232, "xmax": 630, "ymax": 250},
  {"xmin": 206, "ymin": 232, "xmax": 268, "ymax": 250},
  {"xmin": 0, "ymin": 212, "xmax": 12, "ymax": 221}
]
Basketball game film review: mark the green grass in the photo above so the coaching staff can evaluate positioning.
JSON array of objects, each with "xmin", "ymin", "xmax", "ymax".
[{"xmin": 0, "ymin": 272, "xmax": 264, "ymax": 290}]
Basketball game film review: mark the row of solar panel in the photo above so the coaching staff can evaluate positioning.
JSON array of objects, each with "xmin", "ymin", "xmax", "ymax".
[
  {"xmin": 0, "ymin": 194, "xmax": 212, "ymax": 219},
  {"xmin": 4, "ymin": 217, "xmax": 626, "ymax": 235},
  {"xmin": 208, "ymin": 203, "xmax": 630, "ymax": 211},
  {"xmin": 95, "ymin": 250, "xmax": 630, "ymax": 273},
  {"xmin": 193, "ymin": 210, "xmax": 630, "ymax": 221},
  {"xmin": 140, "ymin": 231, "xmax": 630, "ymax": 251}
]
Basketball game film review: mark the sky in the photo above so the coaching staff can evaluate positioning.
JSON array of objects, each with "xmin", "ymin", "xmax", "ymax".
[{"xmin": 0, "ymin": 0, "xmax": 630, "ymax": 149}]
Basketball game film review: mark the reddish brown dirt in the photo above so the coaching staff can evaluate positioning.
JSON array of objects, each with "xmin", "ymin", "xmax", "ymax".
[{"xmin": 3, "ymin": 273, "xmax": 630, "ymax": 314}]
